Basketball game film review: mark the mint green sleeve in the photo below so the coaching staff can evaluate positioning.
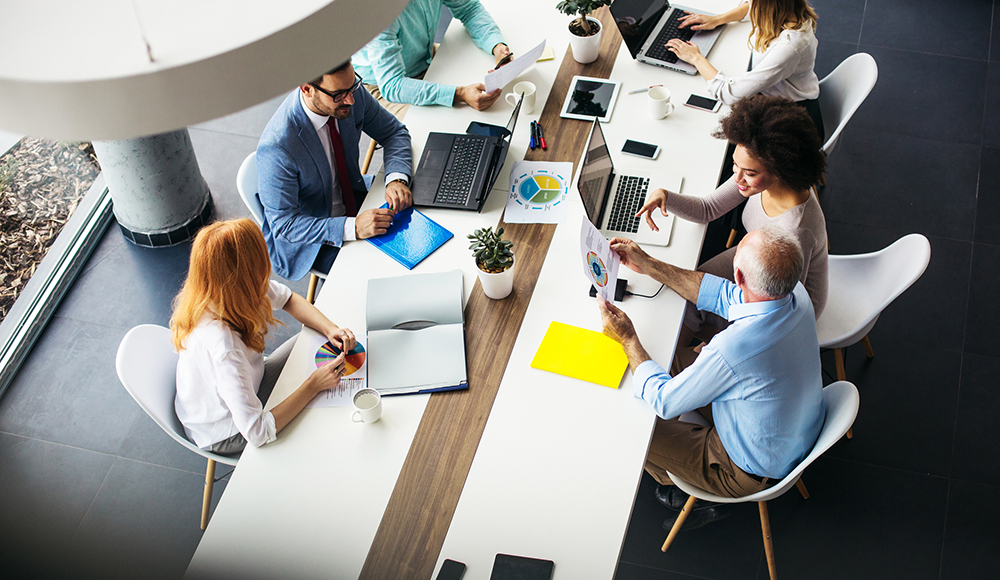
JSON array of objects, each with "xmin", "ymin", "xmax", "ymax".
[
  {"xmin": 362, "ymin": 20, "xmax": 457, "ymax": 107},
  {"xmin": 444, "ymin": 0, "xmax": 506, "ymax": 55}
]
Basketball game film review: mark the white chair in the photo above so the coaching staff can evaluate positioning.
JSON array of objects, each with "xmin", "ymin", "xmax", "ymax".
[
  {"xmin": 818, "ymin": 53, "xmax": 878, "ymax": 157},
  {"xmin": 115, "ymin": 324, "xmax": 238, "ymax": 530},
  {"xmin": 237, "ymin": 152, "xmax": 327, "ymax": 303},
  {"xmin": 662, "ymin": 381, "xmax": 860, "ymax": 580},
  {"xmin": 817, "ymin": 233, "xmax": 930, "ymax": 438}
]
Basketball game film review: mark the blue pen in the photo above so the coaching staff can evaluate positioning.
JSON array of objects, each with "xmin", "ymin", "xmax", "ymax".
[{"xmin": 529, "ymin": 121, "xmax": 537, "ymax": 149}]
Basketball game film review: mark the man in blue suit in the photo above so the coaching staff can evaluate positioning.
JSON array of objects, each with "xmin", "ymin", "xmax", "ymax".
[{"xmin": 257, "ymin": 61, "xmax": 413, "ymax": 281}]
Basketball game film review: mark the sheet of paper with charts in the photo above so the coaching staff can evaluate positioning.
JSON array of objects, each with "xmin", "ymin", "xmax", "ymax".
[
  {"xmin": 580, "ymin": 216, "xmax": 620, "ymax": 302},
  {"xmin": 504, "ymin": 160, "xmax": 572, "ymax": 224},
  {"xmin": 306, "ymin": 335, "xmax": 368, "ymax": 408}
]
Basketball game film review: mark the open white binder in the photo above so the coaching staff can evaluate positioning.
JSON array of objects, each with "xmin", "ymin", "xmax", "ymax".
[{"xmin": 366, "ymin": 269, "xmax": 468, "ymax": 395}]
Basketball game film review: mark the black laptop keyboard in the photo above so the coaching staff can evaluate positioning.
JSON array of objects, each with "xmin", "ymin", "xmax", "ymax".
[
  {"xmin": 606, "ymin": 176, "xmax": 649, "ymax": 234},
  {"xmin": 435, "ymin": 137, "xmax": 485, "ymax": 205},
  {"xmin": 645, "ymin": 10, "xmax": 696, "ymax": 64}
]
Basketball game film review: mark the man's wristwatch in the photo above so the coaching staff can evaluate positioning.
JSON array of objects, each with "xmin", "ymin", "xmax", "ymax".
[{"xmin": 388, "ymin": 177, "xmax": 409, "ymax": 187}]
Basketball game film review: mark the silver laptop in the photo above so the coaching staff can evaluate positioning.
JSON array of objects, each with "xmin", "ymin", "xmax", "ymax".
[
  {"xmin": 577, "ymin": 120, "xmax": 678, "ymax": 246},
  {"xmin": 611, "ymin": 0, "xmax": 724, "ymax": 75}
]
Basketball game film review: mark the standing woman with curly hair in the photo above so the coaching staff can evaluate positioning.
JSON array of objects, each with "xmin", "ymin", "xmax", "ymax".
[
  {"xmin": 639, "ymin": 95, "xmax": 828, "ymax": 319},
  {"xmin": 667, "ymin": 0, "xmax": 824, "ymax": 141},
  {"xmin": 171, "ymin": 219, "xmax": 355, "ymax": 455}
]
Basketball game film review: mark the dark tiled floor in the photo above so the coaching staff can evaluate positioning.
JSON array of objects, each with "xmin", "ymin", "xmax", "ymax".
[
  {"xmin": 2, "ymin": 2, "xmax": 1000, "ymax": 579},
  {"xmin": 616, "ymin": 1, "xmax": 1000, "ymax": 579}
]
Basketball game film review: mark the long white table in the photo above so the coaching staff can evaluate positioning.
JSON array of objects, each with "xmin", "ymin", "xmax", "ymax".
[{"xmin": 187, "ymin": 2, "xmax": 748, "ymax": 578}]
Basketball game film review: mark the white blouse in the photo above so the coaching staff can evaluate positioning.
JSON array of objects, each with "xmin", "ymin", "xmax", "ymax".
[
  {"xmin": 707, "ymin": 21, "xmax": 820, "ymax": 104},
  {"xmin": 174, "ymin": 280, "xmax": 292, "ymax": 449}
]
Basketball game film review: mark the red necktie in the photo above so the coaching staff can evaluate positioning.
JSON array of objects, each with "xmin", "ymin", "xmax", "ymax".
[{"xmin": 326, "ymin": 118, "xmax": 358, "ymax": 218}]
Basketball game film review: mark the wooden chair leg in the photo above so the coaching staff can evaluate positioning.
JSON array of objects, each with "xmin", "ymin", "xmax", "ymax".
[
  {"xmin": 833, "ymin": 348, "xmax": 846, "ymax": 381},
  {"xmin": 819, "ymin": 172, "xmax": 826, "ymax": 186},
  {"xmin": 726, "ymin": 229, "xmax": 739, "ymax": 249},
  {"xmin": 759, "ymin": 501, "xmax": 778, "ymax": 580},
  {"xmin": 661, "ymin": 495, "xmax": 697, "ymax": 552},
  {"xmin": 361, "ymin": 139, "xmax": 377, "ymax": 175},
  {"xmin": 201, "ymin": 458, "xmax": 216, "ymax": 530},
  {"xmin": 861, "ymin": 335, "xmax": 874, "ymax": 358},
  {"xmin": 795, "ymin": 478, "xmax": 809, "ymax": 500},
  {"xmin": 306, "ymin": 273, "xmax": 319, "ymax": 304}
]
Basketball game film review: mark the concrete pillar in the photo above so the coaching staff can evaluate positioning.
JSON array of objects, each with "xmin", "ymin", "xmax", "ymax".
[{"xmin": 93, "ymin": 129, "xmax": 213, "ymax": 247}]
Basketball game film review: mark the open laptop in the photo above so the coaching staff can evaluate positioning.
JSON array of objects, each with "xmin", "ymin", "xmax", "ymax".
[
  {"xmin": 577, "ymin": 119, "xmax": 678, "ymax": 246},
  {"xmin": 412, "ymin": 94, "xmax": 522, "ymax": 212},
  {"xmin": 611, "ymin": 0, "xmax": 724, "ymax": 75}
]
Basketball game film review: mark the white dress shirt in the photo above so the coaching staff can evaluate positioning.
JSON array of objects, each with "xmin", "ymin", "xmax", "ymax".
[
  {"xmin": 174, "ymin": 280, "xmax": 292, "ymax": 449},
  {"xmin": 706, "ymin": 21, "xmax": 820, "ymax": 104}
]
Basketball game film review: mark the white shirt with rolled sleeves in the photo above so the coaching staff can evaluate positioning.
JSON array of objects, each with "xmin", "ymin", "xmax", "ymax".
[
  {"xmin": 706, "ymin": 22, "xmax": 820, "ymax": 104},
  {"xmin": 174, "ymin": 280, "xmax": 292, "ymax": 449}
]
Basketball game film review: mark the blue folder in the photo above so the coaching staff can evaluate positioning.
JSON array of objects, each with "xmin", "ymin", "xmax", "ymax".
[{"xmin": 366, "ymin": 204, "xmax": 454, "ymax": 270}]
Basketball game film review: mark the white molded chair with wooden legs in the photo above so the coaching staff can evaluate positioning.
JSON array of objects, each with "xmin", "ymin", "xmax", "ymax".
[
  {"xmin": 818, "ymin": 52, "xmax": 878, "ymax": 158},
  {"xmin": 817, "ymin": 233, "xmax": 930, "ymax": 437},
  {"xmin": 662, "ymin": 381, "xmax": 860, "ymax": 580},
  {"xmin": 115, "ymin": 324, "xmax": 238, "ymax": 530}
]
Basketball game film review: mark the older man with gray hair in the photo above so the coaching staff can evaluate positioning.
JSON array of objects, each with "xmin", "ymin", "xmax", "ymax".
[{"xmin": 599, "ymin": 226, "xmax": 825, "ymax": 530}]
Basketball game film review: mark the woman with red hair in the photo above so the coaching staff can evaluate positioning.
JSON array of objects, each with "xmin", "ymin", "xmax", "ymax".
[{"xmin": 171, "ymin": 219, "xmax": 354, "ymax": 455}]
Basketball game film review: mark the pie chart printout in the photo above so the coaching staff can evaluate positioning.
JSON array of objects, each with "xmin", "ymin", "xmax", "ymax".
[
  {"xmin": 518, "ymin": 173, "xmax": 563, "ymax": 205},
  {"xmin": 587, "ymin": 251, "xmax": 609, "ymax": 287},
  {"xmin": 315, "ymin": 341, "xmax": 366, "ymax": 376},
  {"xmin": 505, "ymin": 161, "xmax": 573, "ymax": 223}
]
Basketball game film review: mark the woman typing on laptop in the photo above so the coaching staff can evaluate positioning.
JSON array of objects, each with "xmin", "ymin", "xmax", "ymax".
[
  {"xmin": 171, "ymin": 219, "xmax": 355, "ymax": 455},
  {"xmin": 638, "ymin": 96, "xmax": 828, "ymax": 328},
  {"xmin": 667, "ymin": 0, "xmax": 824, "ymax": 140}
]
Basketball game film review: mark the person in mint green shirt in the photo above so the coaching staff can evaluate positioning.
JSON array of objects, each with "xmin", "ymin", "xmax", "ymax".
[{"xmin": 352, "ymin": 0, "xmax": 511, "ymax": 115}]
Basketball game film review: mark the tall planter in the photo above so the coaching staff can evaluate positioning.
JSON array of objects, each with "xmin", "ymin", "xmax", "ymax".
[{"xmin": 569, "ymin": 16, "xmax": 602, "ymax": 64}]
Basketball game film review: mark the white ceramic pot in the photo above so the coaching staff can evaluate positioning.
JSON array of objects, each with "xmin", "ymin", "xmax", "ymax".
[
  {"xmin": 568, "ymin": 16, "xmax": 602, "ymax": 64},
  {"xmin": 477, "ymin": 256, "xmax": 515, "ymax": 300}
]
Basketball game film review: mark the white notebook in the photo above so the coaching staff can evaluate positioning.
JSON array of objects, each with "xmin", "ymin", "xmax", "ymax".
[{"xmin": 366, "ymin": 269, "xmax": 467, "ymax": 395}]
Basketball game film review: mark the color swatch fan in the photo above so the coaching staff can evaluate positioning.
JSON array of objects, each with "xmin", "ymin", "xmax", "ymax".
[{"xmin": 315, "ymin": 341, "xmax": 367, "ymax": 376}]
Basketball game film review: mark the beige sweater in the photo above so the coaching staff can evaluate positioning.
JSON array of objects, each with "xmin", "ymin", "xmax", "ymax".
[{"xmin": 664, "ymin": 178, "xmax": 828, "ymax": 318}]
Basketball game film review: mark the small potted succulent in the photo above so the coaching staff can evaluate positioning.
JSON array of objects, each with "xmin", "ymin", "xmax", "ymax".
[
  {"xmin": 469, "ymin": 226, "xmax": 515, "ymax": 299},
  {"xmin": 557, "ymin": 0, "xmax": 612, "ymax": 64}
]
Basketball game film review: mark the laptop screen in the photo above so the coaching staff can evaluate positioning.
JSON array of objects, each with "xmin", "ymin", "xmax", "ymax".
[
  {"xmin": 578, "ymin": 120, "xmax": 614, "ymax": 227},
  {"xmin": 611, "ymin": 0, "xmax": 672, "ymax": 59}
]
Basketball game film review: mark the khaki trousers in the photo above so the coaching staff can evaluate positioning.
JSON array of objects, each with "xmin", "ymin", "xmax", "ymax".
[{"xmin": 644, "ymin": 406, "xmax": 776, "ymax": 499}]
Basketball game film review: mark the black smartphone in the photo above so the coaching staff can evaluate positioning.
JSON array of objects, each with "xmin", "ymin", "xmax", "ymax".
[
  {"xmin": 436, "ymin": 559, "xmax": 466, "ymax": 580},
  {"xmin": 684, "ymin": 94, "xmax": 722, "ymax": 113},
  {"xmin": 621, "ymin": 139, "xmax": 661, "ymax": 160},
  {"xmin": 490, "ymin": 553, "xmax": 554, "ymax": 580},
  {"xmin": 495, "ymin": 52, "xmax": 515, "ymax": 68}
]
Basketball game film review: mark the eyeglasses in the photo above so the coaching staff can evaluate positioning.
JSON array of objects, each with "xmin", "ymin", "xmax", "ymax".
[{"xmin": 310, "ymin": 72, "xmax": 363, "ymax": 103}]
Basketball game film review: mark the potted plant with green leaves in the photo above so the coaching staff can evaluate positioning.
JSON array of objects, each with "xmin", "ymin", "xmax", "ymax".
[
  {"xmin": 557, "ymin": 0, "xmax": 612, "ymax": 64},
  {"xmin": 469, "ymin": 226, "xmax": 515, "ymax": 299}
]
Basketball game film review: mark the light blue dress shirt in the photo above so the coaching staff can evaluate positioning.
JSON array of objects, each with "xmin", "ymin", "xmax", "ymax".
[
  {"xmin": 633, "ymin": 275, "xmax": 825, "ymax": 479},
  {"xmin": 352, "ymin": 0, "xmax": 506, "ymax": 107}
]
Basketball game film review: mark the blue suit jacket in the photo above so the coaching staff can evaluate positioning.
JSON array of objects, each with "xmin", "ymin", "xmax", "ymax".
[{"xmin": 257, "ymin": 88, "xmax": 412, "ymax": 280}]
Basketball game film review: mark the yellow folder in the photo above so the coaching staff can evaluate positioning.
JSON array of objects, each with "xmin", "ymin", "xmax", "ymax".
[{"xmin": 530, "ymin": 321, "xmax": 628, "ymax": 389}]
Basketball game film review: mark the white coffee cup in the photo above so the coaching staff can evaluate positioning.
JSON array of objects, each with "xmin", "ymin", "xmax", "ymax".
[
  {"xmin": 648, "ymin": 86, "xmax": 675, "ymax": 119},
  {"xmin": 351, "ymin": 388, "xmax": 382, "ymax": 424},
  {"xmin": 506, "ymin": 81, "xmax": 537, "ymax": 114}
]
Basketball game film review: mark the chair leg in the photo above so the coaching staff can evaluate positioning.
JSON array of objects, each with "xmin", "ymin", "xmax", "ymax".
[
  {"xmin": 361, "ymin": 140, "xmax": 377, "ymax": 175},
  {"xmin": 759, "ymin": 501, "xmax": 778, "ymax": 580},
  {"xmin": 726, "ymin": 229, "xmax": 739, "ymax": 249},
  {"xmin": 201, "ymin": 458, "xmax": 216, "ymax": 530},
  {"xmin": 861, "ymin": 335, "xmax": 874, "ymax": 358},
  {"xmin": 833, "ymin": 348, "xmax": 846, "ymax": 381},
  {"xmin": 795, "ymin": 477, "xmax": 809, "ymax": 500},
  {"xmin": 661, "ymin": 495, "xmax": 697, "ymax": 552},
  {"xmin": 306, "ymin": 273, "xmax": 319, "ymax": 304}
]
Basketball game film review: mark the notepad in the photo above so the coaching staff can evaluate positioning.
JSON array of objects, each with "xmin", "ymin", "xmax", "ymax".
[
  {"xmin": 366, "ymin": 204, "xmax": 453, "ymax": 269},
  {"xmin": 530, "ymin": 321, "xmax": 628, "ymax": 388}
]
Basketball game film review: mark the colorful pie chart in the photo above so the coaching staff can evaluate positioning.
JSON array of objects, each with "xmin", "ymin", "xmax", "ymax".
[
  {"xmin": 517, "ymin": 173, "xmax": 564, "ymax": 205},
  {"xmin": 315, "ymin": 341, "xmax": 366, "ymax": 376},
  {"xmin": 587, "ymin": 251, "xmax": 608, "ymax": 287}
]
